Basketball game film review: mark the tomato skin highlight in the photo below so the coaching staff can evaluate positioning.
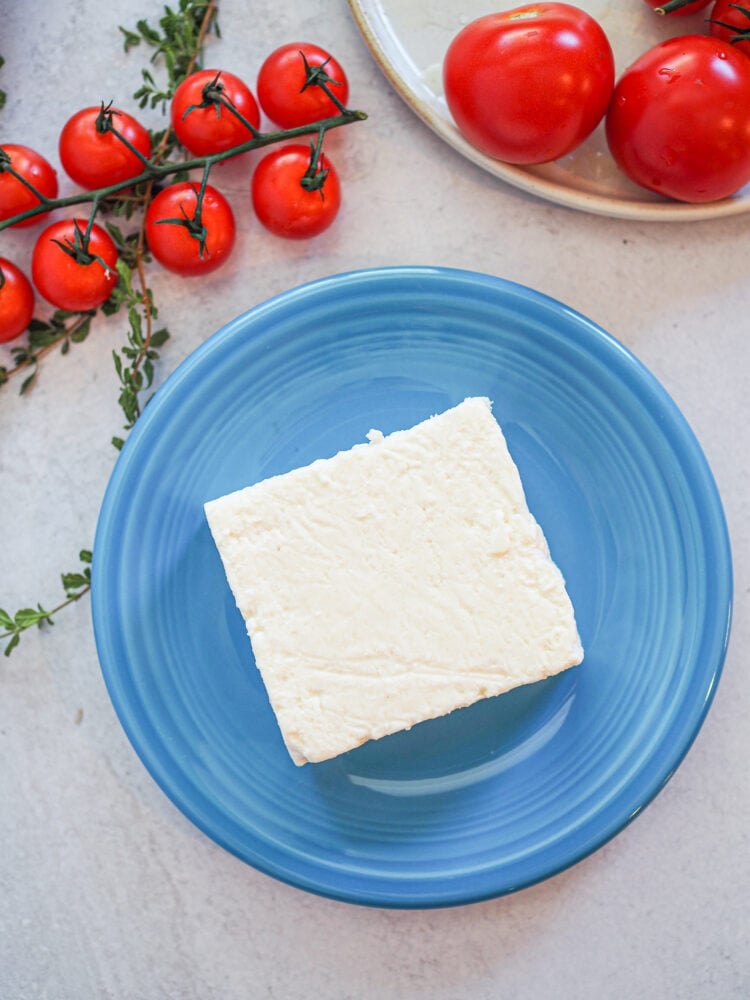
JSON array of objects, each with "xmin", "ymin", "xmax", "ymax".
[
  {"xmin": 442, "ymin": 3, "xmax": 615, "ymax": 165},
  {"xmin": 31, "ymin": 220, "xmax": 119, "ymax": 311},
  {"xmin": 606, "ymin": 35, "xmax": 750, "ymax": 203},
  {"xmin": 257, "ymin": 43, "xmax": 349, "ymax": 128},
  {"xmin": 0, "ymin": 258, "xmax": 35, "ymax": 343},
  {"xmin": 170, "ymin": 69, "xmax": 260, "ymax": 156},
  {"xmin": 59, "ymin": 107, "xmax": 152, "ymax": 189},
  {"xmin": 709, "ymin": 0, "xmax": 750, "ymax": 59},
  {"xmin": 145, "ymin": 181, "xmax": 236, "ymax": 276},
  {"xmin": 251, "ymin": 145, "xmax": 341, "ymax": 239},
  {"xmin": 0, "ymin": 144, "xmax": 59, "ymax": 228}
]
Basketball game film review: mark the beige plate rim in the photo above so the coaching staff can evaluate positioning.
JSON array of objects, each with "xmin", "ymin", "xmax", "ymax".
[{"xmin": 347, "ymin": 0, "xmax": 750, "ymax": 223}]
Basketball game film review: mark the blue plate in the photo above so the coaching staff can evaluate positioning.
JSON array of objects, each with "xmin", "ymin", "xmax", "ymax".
[{"xmin": 92, "ymin": 266, "xmax": 732, "ymax": 908}]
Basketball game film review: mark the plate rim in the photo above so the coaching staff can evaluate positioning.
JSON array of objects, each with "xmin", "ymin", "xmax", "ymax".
[
  {"xmin": 92, "ymin": 265, "xmax": 734, "ymax": 908},
  {"xmin": 346, "ymin": 0, "xmax": 750, "ymax": 222}
]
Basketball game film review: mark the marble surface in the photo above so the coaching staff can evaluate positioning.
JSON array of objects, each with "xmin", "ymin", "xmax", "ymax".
[{"xmin": 1, "ymin": 1, "xmax": 748, "ymax": 997}]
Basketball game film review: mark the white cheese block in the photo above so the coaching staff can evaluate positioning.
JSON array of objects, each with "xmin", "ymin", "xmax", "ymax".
[{"xmin": 204, "ymin": 397, "xmax": 583, "ymax": 766}]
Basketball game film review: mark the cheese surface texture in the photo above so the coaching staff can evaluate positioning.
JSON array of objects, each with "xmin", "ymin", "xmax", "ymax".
[{"xmin": 204, "ymin": 397, "xmax": 583, "ymax": 765}]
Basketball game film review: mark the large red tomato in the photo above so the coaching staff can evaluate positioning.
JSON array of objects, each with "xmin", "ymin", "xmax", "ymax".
[
  {"xmin": 59, "ymin": 106, "xmax": 152, "ymax": 189},
  {"xmin": 443, "ymin": 3, "xmax": 615, "ymax": 164},
  {"xmin": 606, "ymin": 35, "xmax": 750, "ymax": 202}
]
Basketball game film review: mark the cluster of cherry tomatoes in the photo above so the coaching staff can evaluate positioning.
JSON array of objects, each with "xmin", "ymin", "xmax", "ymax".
[
  {"xmin": 0, "ymin": 42, "xmax": 351, "ymax": 344},
  {"xmin": 443, "ymin": 1, "xmax": 750, "ymax": 202}
]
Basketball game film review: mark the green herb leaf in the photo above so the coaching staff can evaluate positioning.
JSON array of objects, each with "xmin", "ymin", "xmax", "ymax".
[
  {"xmin": 4, "ymin": 634, "xmax": 20, "ymax": 657},
  {"xmin": 149, "ymin": 327, "xmax": 170, "ymax": 348},
  {"xmin": 119, "ymin": 26, "xmax": 141, "ymax": 51}
]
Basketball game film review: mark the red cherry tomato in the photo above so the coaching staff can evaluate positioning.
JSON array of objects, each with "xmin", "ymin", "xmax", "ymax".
[
  {"xmin": 643, "ymin": 0, "xmax": 712, "ymax": 15},
  {"xmin": 59, "ymin": 106, "xmax": 152, "ymax": 190},
  {"xmin": 251, "ymin": 144, "xmax": 341, "ymax": 239},
  {"xmin": 256, "ymin": 43, "xmax": 349, "ymax": 128},
  {"xmin": 32, "ymin": 219, "xmax": 119, "ymax": 311},
  {"xmin": 443, "ymin": 3, "xmax": 615, "ymax": 165},
  {"xmin": 144, "ymin": 181, "xmax": 236, "ymax": 276},
  {"xmin": 170, "ymin": 69, "xmax": 260, "ymax": 156},
  {"xmin": 709, "ymin": 1, "xmax": 750, "ymax": 58},
  {"xmin": 0, "ymin": 258, "xmax": 35, "ymax": 343},
  {"xmin": 606, "ymin": 35, "xmax": 750, "ymax": 202},
  {"xmin": 0, "ymin": 144, "xmax": 58, "ymax": 228}
]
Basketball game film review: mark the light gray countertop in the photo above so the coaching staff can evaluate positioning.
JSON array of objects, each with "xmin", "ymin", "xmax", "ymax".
[{"xmin": 1, "ymin": 1, "xmax": 748, "ymax": 998}]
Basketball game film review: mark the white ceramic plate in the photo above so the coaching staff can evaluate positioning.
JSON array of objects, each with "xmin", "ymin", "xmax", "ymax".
[{"xmin": 347, "ymin": 0, "xmax": 750, "ymax": 221}]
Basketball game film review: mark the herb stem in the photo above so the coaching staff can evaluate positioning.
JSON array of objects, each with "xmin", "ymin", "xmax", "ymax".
[
  {"xmin": 1, "ymin": 312, "xmax": 94, "ymax": 388},
  {"xmin": 189, "ymin": 0, "xmax": 218, "ymax": 73},
  {"xmin": 0, "ymin": 587, "xmax": 91, "ymax": 646}
]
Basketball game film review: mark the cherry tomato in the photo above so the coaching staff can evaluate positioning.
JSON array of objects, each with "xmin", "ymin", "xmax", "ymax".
[
  {"xmin": 256, "ymin": 43, "xmax": 349, "ymax": 128},
  {"xmin": 32, "ymin": 219, "xmax": 119, "ymax": 311},
  {"xmin": 59, "ymin": 106, "xmax": 152, "ymax": 190},
  {"xmin": 0, "ymin": 259, "xmax": 35, "ymax": 343},
  {"xmin": 170, "ymin": 69, "xmax": 260, "ymax": 156},
  {"xmin": 443, "ymin": 4, "xmax": 615, "ymax": 165},
  {"xmin": 606, "ymin": 35, "xmax": 750, "ymax": 202},
  {"xmin": 709, "ymin": 1, "xmax": 750, "ymax": 58},
  {"xmin": 0, "ymin": 144, "xmax": 58, "ymax": 228},
  {"xmin": 145, "ymin": 181, "xmax": 235, "ymax": 275},
  {"xmin": 643, "ymin": 0, "xmax": 712, "ymax": 15},
  {"xmin": 251, "ymin": 145, "xmax": 341, "ymax": 239}
]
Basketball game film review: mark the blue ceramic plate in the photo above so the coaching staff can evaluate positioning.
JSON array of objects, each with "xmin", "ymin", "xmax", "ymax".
[{"xmin": 92, "ymin": 267, "xmax": 732, "ymax": 908}]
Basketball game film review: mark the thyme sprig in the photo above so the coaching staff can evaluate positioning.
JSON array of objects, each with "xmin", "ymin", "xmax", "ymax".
[
  {"xmin": 124, "ymin": 0, "xmax": 221, "ymax": 112},
  {"xmin": 0, "ymin": 311, "xmax": 94, "ymax": 393},
  {"xmin": 0, "ymin": 551, "xmax": 92, "ymax": 657}
]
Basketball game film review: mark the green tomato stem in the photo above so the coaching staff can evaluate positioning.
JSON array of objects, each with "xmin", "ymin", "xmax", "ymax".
[
  {"xmin": 0, "ymin": 108, "xmax": 367, "ymax": 231},
  {"xmin": 655, "ymin": 0, "xmax": 704, "ymax": 13}
]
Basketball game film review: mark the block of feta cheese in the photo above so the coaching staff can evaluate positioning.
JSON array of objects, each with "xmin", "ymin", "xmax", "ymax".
[{"xmin": 204, "ymin": 397, "xmax": 583, "ymax": 766}]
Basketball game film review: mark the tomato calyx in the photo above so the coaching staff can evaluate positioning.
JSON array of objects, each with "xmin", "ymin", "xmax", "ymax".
[
  {"xmin": 89, "ymin": 101, "xmax": 154, "ymax": 175},
  {"xmin": 94, "ymin": 101, "xmax": 124, "ymax": 135},
  {"xmin": 709, "ymin": 3, "xmax": 750, "ymax": 41},
  {"xmin": 180, "ymin": 71, "xmax": 261, "ymax": 138},
  {"xmin": 50, "ymin": 218, "xmax": 118, "ymax": 276},
  {"xmin": 153, "ymin": 173, "xmax": 213, "ymax": 258},
  {"xmin": 298, "ymin": 51, "xmax": 347, "ymax": 113},
  {"xmin": 154, "ymin": 203, "xmax": 209, "ymax": 257}
]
